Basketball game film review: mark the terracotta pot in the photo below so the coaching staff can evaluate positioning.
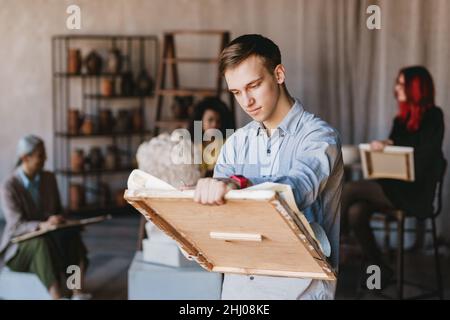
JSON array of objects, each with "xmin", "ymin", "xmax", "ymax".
[
  {"xmin": 80, "ymin": 117, "xmax": 94, "ymax": 135},
  {"xmin": 107, "ymin": 49, "xmax": 122, "ymax": 74},
  {"xmin": 104, "ymin": 145, "xmax": 120, "ymax": 170},
  {"xmin": 115, "ymin": 110, "xmax": 131, "ymax": 132},
  {"xmin": 88, "ymin": 147, "xmax": 104, "ymax": 170},
  {"xmin": 115, "ymin": 190, "xmax": 127, "ymax": 207},
  {"xmin": 69, "ymin": 184, "xmax": 85, "ymax": 211},
  {"xmin": 67, "ymin": 49, "xmax": 81, "ymax": 74},
  {"xmin": 68, "ymin": 109, "xmax": 80, "ymax": 135},
  {"xmin": 132, "ymin": 109, "xmax": 143, "ymax": 131},
  {"xmin": 71, "ymin": 149, "xmax": 85, "ymax": 172},
  {"xmin": 85, "ymin": 50, "xmax": 102, "ymax": 75},
  {"xmin": 99, "ymin": 109, "xmax": 113, "ymax": 133},
  {"xmin": 101, "ymin": 79, "xmax": 115, "ymax": 97},
  {"xmin": 135, "ymin": 69, "xmax": 153, "ymax": 96}
]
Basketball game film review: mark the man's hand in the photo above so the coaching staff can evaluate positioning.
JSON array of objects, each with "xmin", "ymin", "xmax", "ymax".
[{"xmin": 193, "ymin": 178, "xmax": 238, "ymax": 205}]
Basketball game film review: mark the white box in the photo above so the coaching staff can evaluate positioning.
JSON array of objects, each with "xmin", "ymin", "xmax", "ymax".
[
  {"xmin": 142, "ymin": 238, "xmax": 197, "ymax": 267},
  {"xmin": 128, "ymin": 251, "xmax": 222, "ymax": 300}
]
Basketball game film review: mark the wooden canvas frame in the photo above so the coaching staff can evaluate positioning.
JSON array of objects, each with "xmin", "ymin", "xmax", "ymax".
[
  {"xmin": 124, "ymin": 189, "xmax": 336, "ymax": 280},
  {"xmin": 359, "ymin": 144, "xmax": 415, "ymax": 181}
]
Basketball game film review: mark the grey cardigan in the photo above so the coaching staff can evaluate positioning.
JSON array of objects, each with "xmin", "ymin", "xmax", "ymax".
[{"xmin": 0, "ymin": 169, "xmax": 62, "ymax": 269}]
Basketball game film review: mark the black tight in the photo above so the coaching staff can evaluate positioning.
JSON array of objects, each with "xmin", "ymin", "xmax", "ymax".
[{"xmin": 341, "ymin": 180, "xmax": 394, "ymax": 264}]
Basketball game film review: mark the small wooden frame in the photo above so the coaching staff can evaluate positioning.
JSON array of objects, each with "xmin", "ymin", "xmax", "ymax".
[
  {"xmin": 359, "ymin": 144, "xmax": 415, "ymax": 181},
  {"xmin": 124, "ymin": 189, "xmax": 336, "ymax": 280}
]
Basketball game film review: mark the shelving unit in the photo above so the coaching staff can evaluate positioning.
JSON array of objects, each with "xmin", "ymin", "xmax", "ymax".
[{"xmin": 52, "ymin": 35, "xmax": 158, "ymax": 216}]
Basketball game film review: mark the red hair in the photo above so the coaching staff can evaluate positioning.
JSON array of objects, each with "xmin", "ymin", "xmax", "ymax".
[{"xmin": 396, "ymin": 66, "xmax": 435, "ymax": 132}]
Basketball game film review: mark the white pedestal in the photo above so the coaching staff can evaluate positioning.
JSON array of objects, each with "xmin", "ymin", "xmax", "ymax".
[
  {"xmin": 0, "ymin": 268, "xmax": 51, "ymax": 300},
  {"xmin": 128, "ymin": 251, "xmax": 222, "ymax": 300}
]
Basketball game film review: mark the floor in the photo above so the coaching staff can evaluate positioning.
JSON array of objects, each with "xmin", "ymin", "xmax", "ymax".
[{"xmin": 1, "ymin": 213, "xmax": 449, "ymax": 300}]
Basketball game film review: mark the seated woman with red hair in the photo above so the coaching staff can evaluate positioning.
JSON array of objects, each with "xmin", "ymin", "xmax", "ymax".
[{"xmin": 341, "ymin": 66, "xmax": 445, "ymax": 284}]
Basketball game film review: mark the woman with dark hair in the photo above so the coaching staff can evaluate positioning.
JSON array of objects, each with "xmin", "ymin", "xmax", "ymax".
[
  {"xmin": 341, "ymin": 66, "xmax": 445, "ymax": 283},
  {"xmin": 0, "ymin": 135, "xmax": 90, "ymax": 299},
  {"xmin": 188, "ymin": 97, "xmax": 234, "ymax": 177}
]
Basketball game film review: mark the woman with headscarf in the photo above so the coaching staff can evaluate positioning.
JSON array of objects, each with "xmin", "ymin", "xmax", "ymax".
[
  {"xmin": 0, "ymin": 135, "xmax": 90, "ymax": 299},
  {"xmin": 341, "ymin": 66, "xmax": 445, "ymax": 286}
]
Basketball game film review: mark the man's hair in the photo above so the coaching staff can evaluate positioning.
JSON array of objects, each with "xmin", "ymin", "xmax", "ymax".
[{"xmin": 219, "ymin": 34, "xmax": 281, "ymax": 75}]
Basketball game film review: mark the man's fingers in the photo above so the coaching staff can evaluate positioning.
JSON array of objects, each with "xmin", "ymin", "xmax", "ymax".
[
  {"xmin": 214, "ymin": 181, "xmax": 227, "ymax": 205},
  {"xmin": 200, "ymin": 179, "xmax": 211, "ymax": 204},
  {"xmin": 194, "ymin": 179, "xmax": 203, "ymax": 202}
]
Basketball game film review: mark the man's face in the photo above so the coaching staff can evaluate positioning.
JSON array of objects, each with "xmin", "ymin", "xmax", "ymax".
[{"xmin": 225, "ymin": 55, "xmax": 282, "ymax": 123}]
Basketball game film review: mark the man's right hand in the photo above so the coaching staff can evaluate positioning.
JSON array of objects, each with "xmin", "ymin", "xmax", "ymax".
[{"xmin": 193, "ymin": 178, "xmax": 238, "ymax": 205}]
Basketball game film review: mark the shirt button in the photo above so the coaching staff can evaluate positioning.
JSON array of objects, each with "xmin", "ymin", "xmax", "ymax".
[
  {"xmin": 250, "ymin": 276, "xmax": 254, "ymax": 280},
  {"xmin": 267, "ymin": 149, "xmax": 271, "ymax": 154}
]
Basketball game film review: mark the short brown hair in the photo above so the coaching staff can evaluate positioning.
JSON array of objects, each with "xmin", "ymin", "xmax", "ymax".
[{"xmin": 219, "ymin": 34, "xmax": 281, "ymax": 75}]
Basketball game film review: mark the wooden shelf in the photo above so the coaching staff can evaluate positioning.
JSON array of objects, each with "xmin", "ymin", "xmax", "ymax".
[
  {"xmin": 54, "ymin": 72, "xmax": 127, "ymax": 78},
  {"xmin": 55, "ymin": 130, "xmax": 152, "ymax": 138},
  {"xmin": 164, "ymin": 57, "xmax": 219, "ymax": 64},
  {"xmin": 56, "ymin": 167, "xmax": 135, "ymax": 176},
  {"xmin": 84, "ymin": 94, "xmax": 154, "ymax": 100},
  {"xmin": 155, "ymin": 119, "xmax": 189, "ymax": 129},
  {"xmin": 156, "ymin": 88, "xmax": 222, "ymax": 97},
  {"xmin": 165, "ymin": 30, "xmax": 229, "ymax": 35}
]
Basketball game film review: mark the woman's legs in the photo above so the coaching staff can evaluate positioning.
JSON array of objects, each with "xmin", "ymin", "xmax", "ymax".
[
  {"xmin": 49, "ymin": 228, "xmax": 89, "ymax": 297},
  {"xmin": 341, "ymin": 180, "xmax": 395, "ymax": 265},
  {"xmin": 7, "ymin": 236, "xmax": 63, "ymax": 299}
]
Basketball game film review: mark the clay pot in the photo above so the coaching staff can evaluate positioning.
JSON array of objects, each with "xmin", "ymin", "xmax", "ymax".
[
  {"xmin": 67, "ymin": 49, "xmax": 81, "ymax": 74},
  {"xmin": 87, "ymin": 147, "xmax": 104, "ymax": 170},
  {"xmin": 115, "ymin": 110, "xmax": 131, "ymax": 132},
  {"xmin": 85, "ymin": 50, "xmax": 102, "ymax": 75},
  {"xmin": 115, "ymin": 190, "xmax": 127, "ymax": 207},
  {"xmin": 106, "ymin": 49, "xmax": 122, "ymax": 74},
  {"xmin": 68, "ymin": 109, "xmax": 81, "ymax": 135},
  {"xmin": 104, "ymin": 145, "xmax": 120, "ymax": 170},
  {"xmin": 70, "ymin": 149, "xmax": 85, "ymax": 172},
  {"xmin": 99, "ymin": 109, "xmax": 113, "ymax": 133},
  {"xmin": 101, "ymin": 79, "xmax": 115, "ymax": 97},
  {"xmin": 80, "ymin": 116, "xmax": 94, "ymax": 135},
  {"xmin": 69, "ymin": 184, "xmax": 85, "ymax": 211},
  {"xmin": 135, "ymin": 70, "xmax": 153, "ymax": 96},
  {"xmin": 120, "ymin": 71, "xmax": 134, "ymax": 96},
  {"xmin": 132, "ymin": 109, "xmax": 143, "ymax": 132}
]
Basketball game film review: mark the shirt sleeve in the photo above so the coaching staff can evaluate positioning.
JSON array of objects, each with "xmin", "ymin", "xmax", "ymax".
[
  {"xmin": 0, "ymin": 183, "xmax": 40, "ymax": 236},
  {"xmin": 213, "ymin": 136, "xmax": 237, "ymax": 178},
  {"xmin": 248, "ymin": 128, "xmax": 342, "ymax": 210}
]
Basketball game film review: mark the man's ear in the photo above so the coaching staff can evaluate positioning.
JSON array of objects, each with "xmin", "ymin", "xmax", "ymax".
[{"xmin": 274, "ymin": 64, "xmax": 286, "ymax": 84}]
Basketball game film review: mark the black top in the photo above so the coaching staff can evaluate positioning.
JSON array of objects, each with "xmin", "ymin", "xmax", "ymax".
[{"xmin": 377, "ymin": 106, "xmax": 445, "ymax": 218}]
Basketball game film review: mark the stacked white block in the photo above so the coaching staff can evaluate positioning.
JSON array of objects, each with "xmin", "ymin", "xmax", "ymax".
[
  {"xmin": 142, "ymin": 221, "xmax": 197, "ymax": 267},
  {"xmin": 128, "ymin": 251, "xmax": 223, "ymax": 300}
]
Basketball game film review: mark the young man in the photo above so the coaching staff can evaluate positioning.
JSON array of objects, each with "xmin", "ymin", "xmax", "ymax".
[{"xmin": 193, "ymin": 34, "xmax": 343, "ymax": 299}]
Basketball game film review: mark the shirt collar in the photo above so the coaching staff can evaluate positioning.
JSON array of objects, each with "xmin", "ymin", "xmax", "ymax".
[
  {"xmin": 253, "ymin": 98, "xmax": 304, "ymax": 136},
  {"xmin": 18, "ymin": 167, "xmax": 41, "ymax": 189}
]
